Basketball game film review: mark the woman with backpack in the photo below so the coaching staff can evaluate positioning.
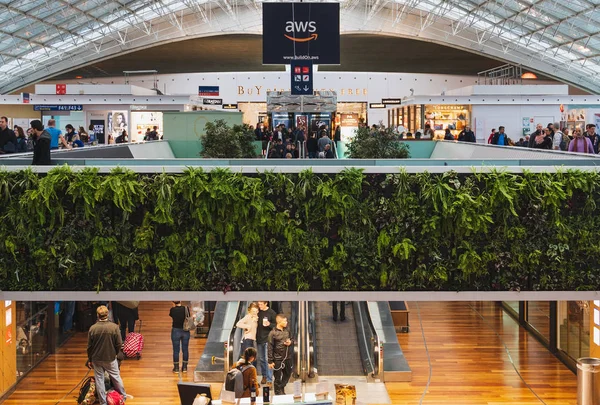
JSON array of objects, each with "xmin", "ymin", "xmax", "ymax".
[{"xmin": 231, "ymin": 347, "xmax": 259, "ymax": 398}]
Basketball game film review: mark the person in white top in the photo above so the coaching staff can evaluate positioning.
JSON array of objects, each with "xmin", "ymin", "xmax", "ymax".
[
  {"xmin": 552, "ymin": 122, "xmax": 564, "ymax": 150},
  {"xmin": 236, "ymin": 302, "xmax": 259, "ymax": 364}
]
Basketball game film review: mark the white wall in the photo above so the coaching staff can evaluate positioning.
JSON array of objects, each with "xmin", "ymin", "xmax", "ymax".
[
  {"xmin": 46, "ymin": 71, "xmax": 480, "ymax": 125},
  {"xmin": 471, "ymin": 104, "xmax": 561, "ymax": 142}
]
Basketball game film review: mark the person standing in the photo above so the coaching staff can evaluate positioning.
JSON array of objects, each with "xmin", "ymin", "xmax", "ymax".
[
  {"xmin": 568, "ymin": 128, "xmax": 595, "ymax": 154},
  {"xmin": 491, "ymin": 126, "xmax": 509, "ymax": 146},
  {"xmin": 45, "ymin": 119, "xmax": 62, "ymax": 150},
  {"xmin": 585, "ymin": 124, "xmax": 600, "ymax": 154},
  {"xmin": 256, "ymin": 301, "xmax": 276, "ymax": 385},
  {"xmin": 87, "ymin": 305, "xmax": 128, "ymax": 405},
  {"xmin": 236, "ymin": 302, "xmax": 259, "ymax": 364},
  {"xmin": 170, "ymin": 301, "xmax": 191, "ymax": 373},
  {"xmin": 30, "ymin": 120, "xmax": 51, "ymax": 166},
  {"xmin": 232, "ymin": 347, "xmax": 260, "ymax": 398},
  {"xmin": 268, "ymin": 314, "xmax": 293, "ymax": 396},
  {"xmin": 332, "ymin": 302, "xmax": 345, "ymax": 322},
  {"xmin": 0, "ymin": 116, "xmax": 17, "ymax": 153},
  {"xmin": 458, "ymin": 126, "xmax": 476, "ymax": 143}
]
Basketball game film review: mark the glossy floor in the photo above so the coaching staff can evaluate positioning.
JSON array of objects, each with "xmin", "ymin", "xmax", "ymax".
[{"xmin": 1, "ymin": 301, "xmax": 577, "ymax": 404}]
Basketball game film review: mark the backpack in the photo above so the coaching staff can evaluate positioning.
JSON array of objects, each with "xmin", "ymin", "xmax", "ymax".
[
  {"xmin": 77, "ymin": 377, "xmax": 96, "ymax": 405},
  {"xmin": 225, "ymin": 364, "xmax": 253, "ymax": 398},
  {"xmin": 559, "ymin": 132, "xmax": 570, "ymax": 151}
]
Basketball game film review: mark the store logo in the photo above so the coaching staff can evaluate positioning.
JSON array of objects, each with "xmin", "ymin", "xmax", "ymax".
[{"xmin": 284, "ymin": 21, "xmax": 318, "ymax": 42}]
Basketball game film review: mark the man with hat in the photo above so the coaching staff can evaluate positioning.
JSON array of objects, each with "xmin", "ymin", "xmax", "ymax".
[{"xmin": 30, "ymin": 120, "xmax": 51, "ymax": 165}]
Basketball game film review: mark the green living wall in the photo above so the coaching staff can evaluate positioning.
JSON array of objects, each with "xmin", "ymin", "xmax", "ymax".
[{"xmin": 1, "ymin": 167, "xmax": 599, "ymax": 292}]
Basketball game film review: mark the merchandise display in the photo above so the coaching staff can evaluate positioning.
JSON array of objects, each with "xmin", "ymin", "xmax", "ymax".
[{"xmin": 131, "ymin": 111, "xmax": 163, "ymax": 142}]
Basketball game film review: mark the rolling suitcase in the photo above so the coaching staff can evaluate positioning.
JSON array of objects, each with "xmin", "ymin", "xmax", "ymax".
[{"xmin": 122, "ymin": 320, "xmax": 144, "ymax": 360}]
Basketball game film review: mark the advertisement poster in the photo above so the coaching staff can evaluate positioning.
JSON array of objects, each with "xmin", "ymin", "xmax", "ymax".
[
  {"xmin": 262, "ymin": 3, "xmax": 340, "ymax": 65},
  {"xmin": 340, "ymin": 113, "xmax": 359, "ymax": 142},
  {"xmin": 107, "ymin": 111, "xmax": 127, "ymax": 143},
  {"xmin": 296, "ymin": 115, "xmax": 308, "ymax": 128},
  {"xmin": 310, "ymin": 113, "xmax": 331, "ymax": 134},
  {"xmin": 90, "ymin": 119, "xmax": 105, "ymax": 144},
  {"xmin": 272, "ymin": 112, "xmax": 292, "ymax": 130}
]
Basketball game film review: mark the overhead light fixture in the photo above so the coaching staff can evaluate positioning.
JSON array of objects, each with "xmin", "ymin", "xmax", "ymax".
[
  {"xmin": 521, "ymin": 72, "xmax": 537, "ymax": 79},
  {"xmin": 75, "ymin": 75, "xmax": 83, "ymax": 79}
]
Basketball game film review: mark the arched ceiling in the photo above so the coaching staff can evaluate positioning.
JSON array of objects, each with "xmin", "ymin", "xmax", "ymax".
[
  {"xmin": 54, "ymin": 34, "xmax": 503, "ymax": 79},
  {"xmin": 1, "ymin": 0, "xmax": 599, "ymax": 94}
]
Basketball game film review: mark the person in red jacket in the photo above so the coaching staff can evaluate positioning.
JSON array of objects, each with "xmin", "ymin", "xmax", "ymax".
[{"xmin": 487, "ymin": 128, "xmax": 496, "ymax": 144}]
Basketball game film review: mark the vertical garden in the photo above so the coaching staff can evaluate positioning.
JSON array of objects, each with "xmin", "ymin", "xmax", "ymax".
[{"xmin": 0, "ymin": 166, "xmax": 598, "ymax": 292}]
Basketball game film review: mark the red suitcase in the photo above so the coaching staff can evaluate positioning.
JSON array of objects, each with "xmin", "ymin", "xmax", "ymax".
[{"xmin": 122, "ymin": 320, "xmax": 144, "ymax": 360}]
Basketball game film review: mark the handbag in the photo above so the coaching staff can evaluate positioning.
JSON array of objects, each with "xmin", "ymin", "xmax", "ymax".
[{"xmin": 183, "ymin": 306, "xmax": 195, "ymax": 332}]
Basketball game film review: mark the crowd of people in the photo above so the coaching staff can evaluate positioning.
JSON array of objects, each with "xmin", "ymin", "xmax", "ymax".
[
  {"xmin": 255, "ymin": 123, "xmax": 337, "ymax": 159},
  {"xmin": 487, "ymin": 122, "xmax": 600, "ymax": 154}
]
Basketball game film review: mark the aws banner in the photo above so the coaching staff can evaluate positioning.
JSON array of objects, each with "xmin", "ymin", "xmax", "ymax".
[{"xmin": 262, "ymin": 2, "xmax": 340, "ymax": 65}]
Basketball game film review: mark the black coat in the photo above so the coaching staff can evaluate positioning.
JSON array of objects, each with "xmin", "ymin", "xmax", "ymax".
[
  {"xmin": 458, "ymin": 130, "xmax": 476, "ymax": 142},
  {"xmin": 32, "ymin": 131, "xmax": 51, "ymax": 165},
  {"xmin": 491, "ymin": 132, "xmax": 509, "ymax": 145}
]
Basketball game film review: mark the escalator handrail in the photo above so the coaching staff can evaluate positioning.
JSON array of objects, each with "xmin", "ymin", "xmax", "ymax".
[
  {"xmin": 307, "ymin": 301, "xmax": 317, "ymax": 378},
  {"xmin": 264, "ymin": 141, "xmax": 271, "ymax": 159},
  {"xmin": 354, "ymin": 302, "xmax": 376, "ymax": 376},
  {"xmin": 332, "ymin": 141, "xmax": 338, "ymax": 159},
  {"xmin": 226, "ymin": 301, "xmax": 247, "ymax": 373},
  {"xmin": 364, "ymin": 301, "xmax": 384, "ymax": 381}
]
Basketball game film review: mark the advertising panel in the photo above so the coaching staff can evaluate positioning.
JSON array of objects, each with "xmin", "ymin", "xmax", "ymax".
[{"xmin": 263, "ymin": 2, "xmax": 340, "ymax": 65}]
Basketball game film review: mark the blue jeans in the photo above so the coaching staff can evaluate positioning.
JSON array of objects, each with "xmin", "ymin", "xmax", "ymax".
[
  {"xmin": 241, "ymin": 338, "xmax": 257, "ymax": 367},
  {"xmin": 93, "ymin": 359, "xmax": 126, "ymax": 405},
  {"xmin": 257, "ymin": 342, "xmax": 272, "ymax": 382},
  {"xmin": 171, "ymin": 328, "xmax": 190, "ymax": 363}
]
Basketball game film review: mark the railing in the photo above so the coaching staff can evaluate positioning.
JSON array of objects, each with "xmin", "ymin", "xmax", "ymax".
[
  {"xmin": 354, "ymin": 301, "xmax": 384, "ymax": 381},
  {"xmin": 225, "ymin": 301, "xmax": 247, "ymax": 372},
  {"xmin": 332, "ymin": 141, "xmax": 338, "ymax": 159},
  {"xmin": 264, "ymin": 141, "xmax": 271, "ymax": 159},
  {"xmin": 477, "ymin": 64, "xmax": 523, "ymax": 86}
]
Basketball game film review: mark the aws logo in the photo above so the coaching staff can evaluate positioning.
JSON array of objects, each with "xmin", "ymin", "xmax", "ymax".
[{"xmin": 284, "ymin": 21, "xmax": 318, "ymax": 42}]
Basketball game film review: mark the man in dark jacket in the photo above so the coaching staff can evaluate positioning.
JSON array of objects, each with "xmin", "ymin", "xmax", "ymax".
[
  {"xmin": 586, "ymin": 124, "xmax": 600, "ymax": 154},
  {"xmin": 268, "ymin": 314, "xmax": 293, "ymax": 395},
  {"xmin": 30, "ymin": 120, "xmax": 52, "ymax": 166},
  {"xmin": 257, "ymin": 301, "xmax": 277, "ymax": 385},
  {"xmin": 0, "ymin": 116, "xmax": 17, "ymax": 153},
  {"xmin": 457, "ymin": 126, "xmax": 476, "ymax": 142},
  {"xmin": 87, "ymin": 305, "xmax": 129, "ymax": 404},
  {"xmin": 491, "ymin": 126, "xmax": 510, "ymax": 146}
]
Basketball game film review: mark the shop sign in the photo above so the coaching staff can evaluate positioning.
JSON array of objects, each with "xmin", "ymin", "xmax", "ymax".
[
  {"xmin": 198, "ymin": 86, "xmax": 219, "ymax": 96},
  {"xmin": 130, "ymin": 105, "xmax": 147, "ymax": 111},
  {"xmin": 22, "ymin": 93, "xmax": 30, "ymax": 104},
  {"xmin": 369, "ymin": 103, "xmax": 385, "ymax": 109},
  {"xmin": 222, "ymin": 104, "xmax": 238, "ymax": 110},
  {"xmin": 202, "ymin": 98, "xmax": 223, "ymax": 106},
  {"xmin": 291, "ymin": 60, "xmax": 313, "ymax": 95},
  {"xmin": 262, "ymin": 2, "xmax": 340, "ymax": 65},
  {"xmin": 340, "ymin": 113, "xmax": 359, "ymax": 127},
  {"xmin": 382, "ymin": 98, "xmax": 401, "ymax": 105},
  {"xmin": 429, "ymin": 105, "xmax": 468, "ymax": 110},
  {"xmin": 33, "ymin": 105, "xmax": 83, "ymax": 112},
  {"xmin": 55, "ymin": 84, "xmax": 67, "ymax": 95}
]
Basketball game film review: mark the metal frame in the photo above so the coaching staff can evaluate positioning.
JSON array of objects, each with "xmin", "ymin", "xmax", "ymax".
[{"xmin": 4, "ymin": 1, "xmax": 600, "ymax": 93}]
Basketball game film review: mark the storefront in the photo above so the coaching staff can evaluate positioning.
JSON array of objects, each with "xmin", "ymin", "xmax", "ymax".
[
  {"xmin": 130, "ymin": 109, "xmax": 163, "ymax": 142},
  {"xmin": 391, "ymin": 104, "xmax": 471, "ymax": 139},
  {"xmin": 501, "ymin": 300, "xmax": 598, "ymax": 371}
]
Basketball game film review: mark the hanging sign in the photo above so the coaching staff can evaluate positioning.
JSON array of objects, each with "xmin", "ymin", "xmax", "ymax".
[{"xmin": 263, "ymin": 2, "xmax": 340, "ymax": 65}]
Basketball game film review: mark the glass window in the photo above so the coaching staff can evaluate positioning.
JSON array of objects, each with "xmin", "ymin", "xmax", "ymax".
[
  {"xmin": 16, "ymin": 302, "xmax": 49, "ymax": 378},
  {"xmin": 527, "ymin": 301, "xmax": 550, "ymax": 341},
  {"xmin": 558, "ymin": 301, "xmax": 590, "ymax": 361}
]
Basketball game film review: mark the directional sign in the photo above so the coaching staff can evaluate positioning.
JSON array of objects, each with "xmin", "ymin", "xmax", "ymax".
[
  {"xmin": 291, "ymin": 60, "xmax": 313, "ymax": 96},
  {"xmin": 33, "ymin": 105, "xmax": 83, "ymax": 112}
]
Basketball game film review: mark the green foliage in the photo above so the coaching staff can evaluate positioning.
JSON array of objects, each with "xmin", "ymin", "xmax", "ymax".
[
  {"xmin": 347, "ymin": 126, "xmax": 410, "ymax": 159},
  {"xmin": 1, "ymin": 167, "xmax": 600, "ymax": 292},
  {"xmin": 200, "ymin": 120, "xmax": 258, "ymax": 158}
]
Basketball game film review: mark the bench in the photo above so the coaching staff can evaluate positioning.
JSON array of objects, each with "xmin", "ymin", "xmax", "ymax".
[{"xmin": 389, "ymin": 301, "xmax": 410, "ymax": 333}]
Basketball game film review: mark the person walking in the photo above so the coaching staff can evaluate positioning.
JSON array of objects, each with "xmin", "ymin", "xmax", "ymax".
[
  {"xmin": 332, "ymin": 301, "xmax": 346, "ymax": 322},
  {"xmin": 568, "ymin": 128, "xmax": 595, "ymax": 154},
  {"xmin": 256, "ymin": 301, "xmax": 276, "ymax": 385},
  {"xmin": 170, "ymin": 301, "xmax": 191, "ymax": 373},
  {"xmin": 30, "ymin": 120, "xmax": 51, "ymax": 166},
  {"xmin": 268, "ymin": 314, "xmax": 293, "ymax": 396},
  {"xmin": 236, "ymin": 302, "xmax": 259, "ymax": 364},
  {"xmin": 87, "ymin": 305, "xmax": 129, "ymax": 405}
]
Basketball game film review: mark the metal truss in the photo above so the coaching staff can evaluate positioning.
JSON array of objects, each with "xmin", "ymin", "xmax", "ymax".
[{"xmin": 3, "ymin": 0, "xmax": 600, "ymax": 94}]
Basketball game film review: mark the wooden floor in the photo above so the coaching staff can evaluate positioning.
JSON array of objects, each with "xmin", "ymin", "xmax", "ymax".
[{"xmin": 1, "ymin": 301, "xmax": 577, "ymax": 405}]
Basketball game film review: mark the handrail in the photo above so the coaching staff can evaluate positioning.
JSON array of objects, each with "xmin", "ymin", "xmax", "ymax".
[
  {"xmin": 226, "ymin": 301, "xmax": 247, "ymax": 374},
  {"xmin": 264, "ymin": 141, "xmax": 271, "ymax": 159},
  {"xmin": 365, "ymin": 302, "xmax": 384, "ymax": 382},
  {"xmin": 307, "ymin": 301, "xmax": 317, "ymax": 378},
  {"xmin": 297, "ymin": 141, "xmax": 302, "ymax": 159},
  {"xmin": 332, "ymin": 141, "xmax": 338, "ymax": 159},
  {"xmin": 297, "ymin": 301, "xmax": 304, "ymax": 379},
  {"xmin": 302, "ymin": 141, "xmax": 307, "ymax": 159}
]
